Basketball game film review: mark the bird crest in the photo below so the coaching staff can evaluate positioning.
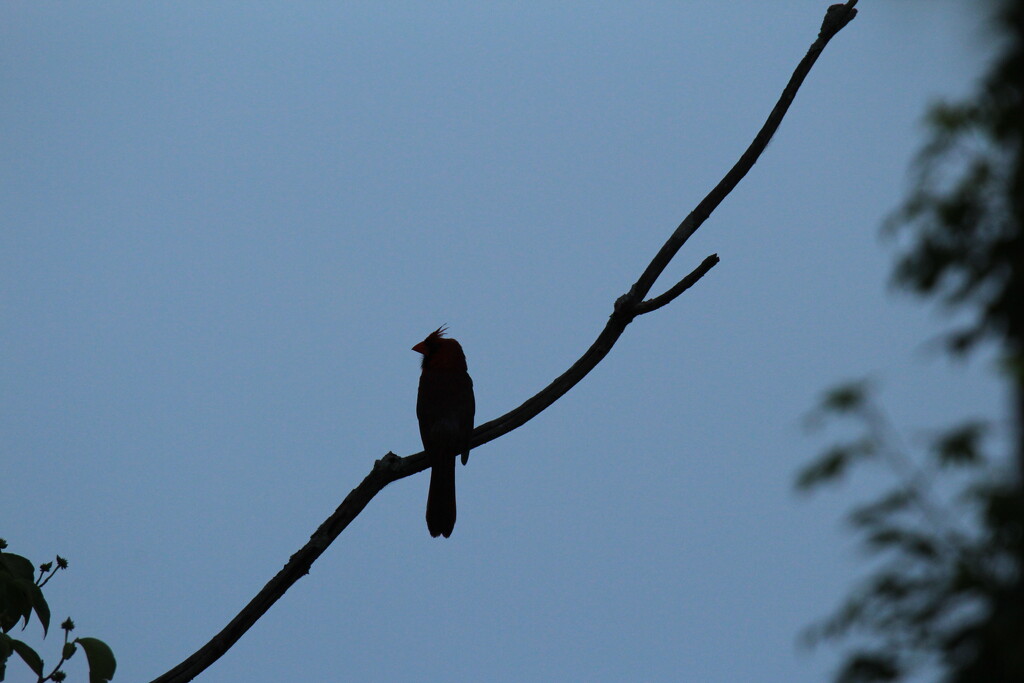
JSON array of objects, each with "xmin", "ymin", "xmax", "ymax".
[{"xmin": 425, "ymin": 325, "xmax": 448, "ymax": 342}]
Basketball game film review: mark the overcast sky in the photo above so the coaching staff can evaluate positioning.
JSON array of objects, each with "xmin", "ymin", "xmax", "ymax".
[{"xmin": 1, "ymin": 2, "xmax": 1001, "ymax": 681}]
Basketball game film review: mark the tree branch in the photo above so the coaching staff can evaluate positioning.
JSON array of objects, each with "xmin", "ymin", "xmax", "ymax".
[
  {"xmin": 149, "ymin": 4, "xmax": 857, "ymax": 681},
  {"xmin": 625, "ymin": 0, "xmax": 857, "ymax": 308},
  {"xmin": 634, "ymin": 254, "xmax": 721, "ymax": 316}
]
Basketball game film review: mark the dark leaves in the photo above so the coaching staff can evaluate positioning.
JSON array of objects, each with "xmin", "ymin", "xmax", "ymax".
[
  {"xmin": 930, "ymin": 422, "xmax": 988, "ymax": 468},
  {"xmin": 0, "ymin": 544, "xmax": 115, "ymax": 681},
  {"xmin": 796, "ymin": 440, "xmax": 875, "ymax": 491},
  {"xmin": 77, "ymin": 637, "xmax": 116, "ymax": 683},
  {"xmin": 9, "ymin": 637, "xmax": 43, "ymax": 677},
  {"xmin": 837, "ymin": 652, "xmax": 901, "ymax": 683}
]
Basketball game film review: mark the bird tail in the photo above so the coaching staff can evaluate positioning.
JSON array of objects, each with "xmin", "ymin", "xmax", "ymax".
[{"xmin": 426, "ymin": 455, "xmax": 457, "ymax": 538}]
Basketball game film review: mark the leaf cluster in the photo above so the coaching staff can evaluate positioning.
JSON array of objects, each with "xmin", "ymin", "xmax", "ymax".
[
  {"xmin": 0, "ymin": 540, "xmax": 116, "ymax": 683},
  {"xmin": 884, "ymin": 0, "xmax": 1024, "ymax": 360},
  {"xmin": 798, "ymin": 386, "xmax": 1024, "ymax": 682}
]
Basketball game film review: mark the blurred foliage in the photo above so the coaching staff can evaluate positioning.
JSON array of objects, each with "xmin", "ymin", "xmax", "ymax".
[
  {"xmin": 0, "ymin": 540, "xmax": 116, "ymax": 683},
  {"xmin": 799, "ymin": 386, "xmax": 1022, "ymax": 681},
  {"xmin": 884, "ymin": 0, "xmax": 1024, "ymax": 361},
  {"xmin": 799, "ymin": 0, "xmax": 1024, "ymax": 681}
]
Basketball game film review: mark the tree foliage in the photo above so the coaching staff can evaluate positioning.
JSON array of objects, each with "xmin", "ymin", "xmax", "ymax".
[
  {"xmin": 885, "ymin": 1, "xmax": 1024, "ymax": 360},
  {"xmin": 799, "ymin": 1, "xmax": 1024, "ymax": 680}
]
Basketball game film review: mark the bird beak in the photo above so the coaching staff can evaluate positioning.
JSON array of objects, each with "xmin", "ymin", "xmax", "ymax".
[{"xmin": 412, "ymin": 342, "xmax": 427, "ymax": 354}]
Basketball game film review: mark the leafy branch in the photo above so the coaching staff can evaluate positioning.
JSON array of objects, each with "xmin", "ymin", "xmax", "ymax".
[
  {"xmin": 797, "ymin": 382, "xmax": 1021, "ymax": 682},
  {"xmin": 0, "ymin": 540, "xmax": 116, "ymax": 683}
]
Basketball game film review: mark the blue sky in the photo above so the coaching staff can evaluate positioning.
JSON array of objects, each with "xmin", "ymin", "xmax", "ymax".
[{"xmin": 1, "ymin": 2, "xmax": 1001, "ymax": 681}]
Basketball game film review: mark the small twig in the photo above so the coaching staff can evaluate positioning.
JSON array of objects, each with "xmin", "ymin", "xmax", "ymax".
[
  {"xmin": 38, "ymin": 625, "xmax": 74, "ymax": 683},
  {"xmin": 634, "ymin": 255, "xmax": 720, "ymax": 316},
  {"xmin": 862, "ymin": 402, "xmax": 970, "ymax": 554}
]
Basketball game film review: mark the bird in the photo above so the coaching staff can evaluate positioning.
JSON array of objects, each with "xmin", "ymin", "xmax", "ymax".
[{"xmin": 412, "ymin": 326, "xmax": 475, "ymax": 538}]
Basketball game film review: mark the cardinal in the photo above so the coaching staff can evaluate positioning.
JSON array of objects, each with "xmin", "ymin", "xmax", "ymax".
[{"xmin": 412, "ymin": 326, "xmax": 475, "ymax": 538}]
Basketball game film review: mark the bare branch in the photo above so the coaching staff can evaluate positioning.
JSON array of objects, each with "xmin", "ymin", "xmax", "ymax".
[
  {"xmin": 634, "ymin": 254, "xmax": 720, "ymax": 316},
  {"xmin": 149, "ymin": 5, "xmax": 857, "ymax": 682},
  {"xmin": 623, "ymin": 0, "xmax": 858, "ymax": 311}
]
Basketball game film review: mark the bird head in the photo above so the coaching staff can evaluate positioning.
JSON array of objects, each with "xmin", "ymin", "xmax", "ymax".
[{"xmin": 413, "ymin": 326, "xmax": 467, "ymax": 370}]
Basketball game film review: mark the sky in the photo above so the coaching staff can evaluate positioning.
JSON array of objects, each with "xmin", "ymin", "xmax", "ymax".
[{"xmin": 0, "ymin": 2, "xmax": 1003, "ymax": 682}]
